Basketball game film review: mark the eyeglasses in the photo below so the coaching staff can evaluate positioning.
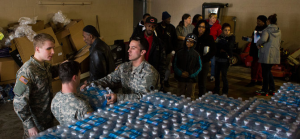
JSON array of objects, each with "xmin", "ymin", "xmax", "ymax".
[
  {"xmin": 198, "ymin": 26, "xmax": 205, "ymax": 28},
  {"xmin": 224, "ymin": 29, "xmax": 230, "ymax": 31}
]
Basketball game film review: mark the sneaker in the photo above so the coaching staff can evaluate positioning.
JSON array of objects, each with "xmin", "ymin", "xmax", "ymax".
[
  {"xmin": 268, "ymin": 90, "xmax": 275, "ymax": 96},
  {"xmin": 164, "ymin": 80, "xmax": 170, "ymax": 87},
  {"xmin": 257, "ymin": 81, "xmax": 263, "ymax": 85},
  {"xmin": 256, "ymin": 90, "xmax": 269, "ymax": 96},
  {"xmin": 246, "ymin": 81, "xmax": 256, "ymax": 87},
  {"xmin": 210, "ymin": 76, "xmax": 215, "ymax": 82}
]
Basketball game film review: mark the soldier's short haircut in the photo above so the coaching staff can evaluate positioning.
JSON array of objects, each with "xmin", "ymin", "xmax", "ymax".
[
  {"xmin": 33, "ymin": 33, "xmax": 55, "ymax": 50},
  {"xmin": 59, "ymin": 61, "xmax": 81, "ymax": 84},
  {"xmin": 129, "ymin": 37, "xmax": 149, "ymax": 52}
]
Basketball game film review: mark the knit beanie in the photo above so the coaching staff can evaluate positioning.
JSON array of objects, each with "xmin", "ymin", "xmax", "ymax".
[{"xmin": 162, "ymin": 11, "xmax": 171, "ymax": 21}]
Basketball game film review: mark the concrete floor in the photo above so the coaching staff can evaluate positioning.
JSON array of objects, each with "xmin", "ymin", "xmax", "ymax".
[{"xmin": 0, "ymin": 65, "xmax": 295, "ymax": 139}]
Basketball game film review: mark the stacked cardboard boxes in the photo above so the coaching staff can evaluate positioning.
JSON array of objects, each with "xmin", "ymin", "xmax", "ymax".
[{"xmin": 0, "ymin": 19, "xmax": 89, "ymax": 93}]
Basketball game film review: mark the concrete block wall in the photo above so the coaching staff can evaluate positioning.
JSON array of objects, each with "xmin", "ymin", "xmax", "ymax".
[
  {"xmin": 0, "ymin": 0, "xmax": 133, "ymax": 45},
  {"xmin": 148, "ymin": 0, "xmax": 300, "ymax": 51}
]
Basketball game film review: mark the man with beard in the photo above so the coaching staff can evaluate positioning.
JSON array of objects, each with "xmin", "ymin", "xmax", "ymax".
[
  {"xmin": 155, "ymin": 11, "xmax": 177, "ymax": 87},
  {"xmin": 82, "ymin": 25, "xmax": 115, "ymax": 81},
  {"xmin": 132, "ymin": 17, "xmax": 166, "ymax": 90}
]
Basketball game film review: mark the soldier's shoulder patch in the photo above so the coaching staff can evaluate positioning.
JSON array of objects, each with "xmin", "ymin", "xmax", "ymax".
[
  {"xmin": 19, "ymin": 76, "xmax": 29, "ymax": 85},
  {"xmin": 115, "ymin": 64, "xmax": 121, "ymax": 71}
]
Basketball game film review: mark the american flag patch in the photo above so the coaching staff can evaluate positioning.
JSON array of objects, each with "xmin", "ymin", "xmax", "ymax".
[{"xmin": 19, "ymin": 76, "xmax": 29, "ymax": 85}]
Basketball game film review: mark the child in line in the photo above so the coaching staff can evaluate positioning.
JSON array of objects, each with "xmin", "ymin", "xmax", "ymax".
[{"xmin": 173, "ymin": 33, "xmax": 202, "ymax": 100}]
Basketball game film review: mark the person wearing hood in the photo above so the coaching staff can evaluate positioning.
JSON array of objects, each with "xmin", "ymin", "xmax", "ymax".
[
  {"xmin": 214, "ymin": 23, "xmax": 235, "ymax": 95},
  {"xmin": 131, "ymin": 13, "xmax": 150, "ymax": 38},
  {"xmin": 256, "ymin": 14, "xmax": 281, "ymax": 96},
  {"xmin": 207, "ymin": 13, "xmax": 222, "ymax": 82},
  {"xmin": 246, "ymin": 15, "xmax": 268, "ymax": 87},
  {"xmin": 173, "ymin": 33, "xmax": 202, "ymax": 99},
  {"xmin": 193, "ymin": 20, "xmax": 216, "ymax": 97}
]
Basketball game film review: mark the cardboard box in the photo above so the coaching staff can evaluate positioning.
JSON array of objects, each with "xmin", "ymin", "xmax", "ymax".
[
  {"xmin": 57, "ymin": 36, "xmax": 74, "ymax": 57},
  {"xmin": 0, "ymin": 57, "xmax": 20, "ymax": 81},
  {"xmin": 13, "ymin": 27, "xmax": 62, "ymax": 64},
  {"xmin": 55, "ymin": 19, "xmax": 86, "ymax": 51},
  {"xmin": 51, "ymin": 46, "xmax": 64, "ymax": 64},
  {"xmin": 8, "ymin": 20, "xmax": 44, "ymax": 32}
]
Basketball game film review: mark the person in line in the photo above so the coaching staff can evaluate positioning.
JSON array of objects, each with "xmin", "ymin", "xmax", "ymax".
[
  {"xmin": 207, "ymin": 13, "xmax": 222, "ymax": 82},
  {"xmin": 51, "ymin": 61, "xmax": 93, "ymax": 125},
  {"xmin": 176, "ymin": 14, "xmax": 195, "ymax": 50},
  {"xmin": 13, "ymin": 33, "xmax": 60, "ymax": 138},
  {"xmin": 133, "ymin": 16, "xmax": 166, "ymax": 90},
  {"xmin": 173, "ymin": 33, "xmax": 202, "ymax": 100},
  {"xmin": 82, "ymin": 25, "xmax": 115, "ymax": 81},
  {"xmin": 246, "ymin": 15, "xmax": 268, "ymax": 87},
  {"xmin": 193, "ymin": 20, "xmax": 216, "ymax": 97},
  {"xmin": 155, "ymin": 11, "xmax": 177, "ymax": 87},
  {"xmin": 80, "ymin": 37, "xmax": 159, "ymax": 103},
  {"xmin": 256, "ymin": 14, "xmax": 281, "ymax": 96},
  {"xmin": 131, "ymin": 13, "xmax": 151, "ymax": 38},
  {"xmin": 214, "ymin": 23, "xmax": 235, "ymax": 95},
  {"xmin": 192, "ymin": 14, "xmax": 203, "ymax": 27}
]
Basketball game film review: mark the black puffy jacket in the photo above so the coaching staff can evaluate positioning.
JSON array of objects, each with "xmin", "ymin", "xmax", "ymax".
[
  {"xmin": 155, "ymin": 22, "xmax": 178, "ymax": 54},
  {"xmin": 215, "ymin": 34, "xmax": 235, "ymax": 59},
  {"xmin": 89, "ymin": 38, "xmax": 115, "ymax": 81}
]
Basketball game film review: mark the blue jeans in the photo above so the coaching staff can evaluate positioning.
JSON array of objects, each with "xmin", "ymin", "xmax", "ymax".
[{"xmin": 210, "ymin": 56, "xmax": 215, "ymax": 76}]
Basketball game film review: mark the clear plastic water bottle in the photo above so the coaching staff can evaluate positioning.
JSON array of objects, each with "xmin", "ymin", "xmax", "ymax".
[{"xmin": 182, "ymin": 105, "xmax": 190, "ymax": 114}]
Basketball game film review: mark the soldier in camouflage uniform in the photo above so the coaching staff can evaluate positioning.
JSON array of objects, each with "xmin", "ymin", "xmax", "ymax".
[
  {"xmin": 81, "ymin": 37, "xmax": 159, "ymax": 104},
  {"xmin": 13, "ymin": 33, "xmax": 59, "ymax": 138},
  {"xmin": 51, "ymin": 61, "xmax": 93, "ymax": 125}
]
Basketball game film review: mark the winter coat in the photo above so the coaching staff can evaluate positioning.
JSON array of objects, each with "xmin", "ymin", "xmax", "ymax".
[
  {"xmin": 173, "ymin": 39, "xmax": 202, "ymax": 83},
  {"xmin": 256, "ymin": 24, "xmax": 281, "ymax": 64},
  {"xmin": 156, "ymin": 22, "xmax": 177, "ymax": 54},
  {"xmin": 195, "ymin": 34, "xmax": 216, "ymax": 63},
  {"xmin": 89, "ymin": 38, "xmax": 115, "ymax": 81},
  {"xmin": 249, "ymin": 25, "xmax": 268, "ymax": 58},
  {"xmin": 215, "ymin": 33, "xmax": 235, "ymax": 60},
  {"xmin": 207, "ymin": 19, "xmax": 222, "ymax": 40}
]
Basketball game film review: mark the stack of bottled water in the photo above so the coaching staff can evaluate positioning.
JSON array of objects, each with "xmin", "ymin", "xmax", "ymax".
[
  {"xmin": 79, "ymin": 83, "xmax": 113, "ymax": 110},
  {"xmin": 270, "ymin": 82, "xmax": 300, "ymax": 109},
  {"xmin": 32, "ymin": 84, "xmax": 300, "ymax": 139},
  {"xmin": 232, "ymin": 98, "xmax": 300, "ymax": 139}
]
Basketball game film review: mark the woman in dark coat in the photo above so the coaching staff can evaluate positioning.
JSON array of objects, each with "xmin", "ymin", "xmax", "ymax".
[
  {"xmin": 246, "ymin": 15, "xmax": 268, "ymax": 87},
  {"xmin": 193, "ymin": 20, "xmax": 216, "ymax": 97}
]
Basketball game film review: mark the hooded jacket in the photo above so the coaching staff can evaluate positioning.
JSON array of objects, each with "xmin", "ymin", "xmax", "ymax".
[
  {"xmin": 156, "ymin": 22, "xmax": 177, "ymax": 54},
  {"xmin": 256, "ymin": 24, "xmax": 281, "ymax": 64},
  {"xmin": 215, "ymin": 33, "xmax": 235, "ymax": 60},
  {"xmin": 173, "ymin": 39, "xmax": 202, "ymax": 83},
  {"xmin": 207, "ymin": 19, "xmax": 222, "ymax": 40},
  {"xmin": 89, "ymin": 38, "xmax": 115, "ymax": 81}
]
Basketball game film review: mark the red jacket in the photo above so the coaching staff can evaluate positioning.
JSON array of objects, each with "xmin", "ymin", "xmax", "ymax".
[{"xmin": 207, "ymin": 19, "xmax": 222, "ymax": 40}]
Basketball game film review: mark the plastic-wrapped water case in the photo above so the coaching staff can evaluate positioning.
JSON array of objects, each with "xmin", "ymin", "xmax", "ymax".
[{"xmin": 79, "ymin": 85, "xmax": 111, "ymax": 111}]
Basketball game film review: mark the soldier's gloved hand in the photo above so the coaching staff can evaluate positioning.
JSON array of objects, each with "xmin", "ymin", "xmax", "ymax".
[
  {"xmin": 28, "ymin": 127, "xmax": 38, "ymax": 137},
  {"xmin": 106, "ymin": 93, "xmax": 117, "ymax": 104}
]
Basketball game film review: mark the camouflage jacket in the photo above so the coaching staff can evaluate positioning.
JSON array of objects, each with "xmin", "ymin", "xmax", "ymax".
[
  {"xmin": 93, "ymin": 61, "xmax": 159, "ymax": 102},
  {"xmin": 51, "ymin": 91, "xmax": 93, "ymax": 125},
  {"xmin": 13, "ymin": 56, "xmax": 59, "ymax": 131}
]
